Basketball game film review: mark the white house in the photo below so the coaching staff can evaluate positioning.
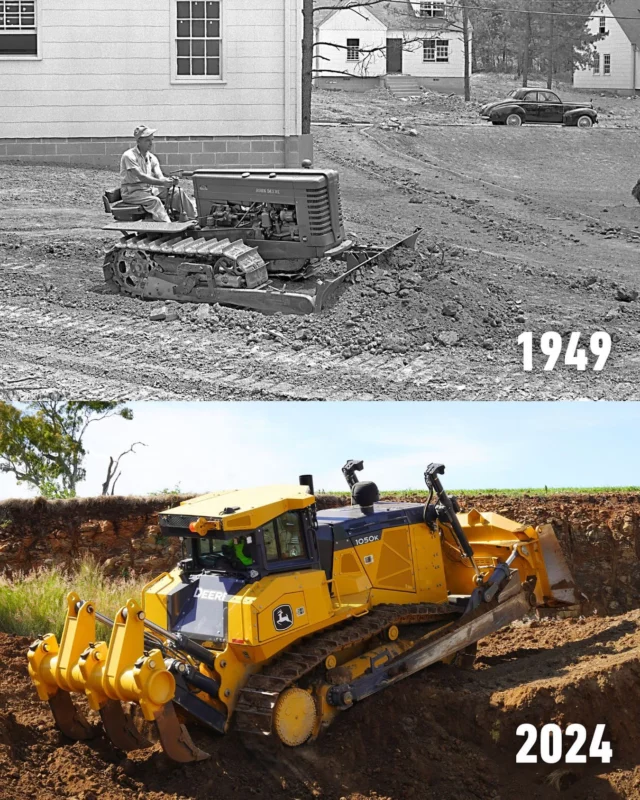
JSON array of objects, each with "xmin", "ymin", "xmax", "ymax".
[
  {"xmin": 0, "ymin": 0, "xmax": 310, "ymax": 170},
  {"xmin": 314, "ymin": 0, "xmax": 470, "ymax": 94},
  {"xmin": 573, "ymin": 0, "xmax": 640, "ymax": 94}
]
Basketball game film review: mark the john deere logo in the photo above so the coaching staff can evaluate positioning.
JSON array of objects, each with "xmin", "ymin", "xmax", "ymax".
[{"xmin": 273, "ymin": 604, "xmax": 293, "ymax": 632}]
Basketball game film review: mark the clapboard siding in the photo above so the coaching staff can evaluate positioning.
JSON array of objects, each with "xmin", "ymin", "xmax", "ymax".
[
  {"xmin": 315, "ymin": 6, "xmax": 467, "ymax": 81},
  {"xmin": 0, "ymin": 0, "xmax": 302, "ymax": 138},
  {"xmin": 388, "ymin": 27, "xmax": 466, "ymax": 77},
  {"xmin": 574, "ymin": 4, "xmax": 634, "ymax": 91},
  {"xmin": 315, "ymin": 7, "xmax": 387, "ymax": 77}
]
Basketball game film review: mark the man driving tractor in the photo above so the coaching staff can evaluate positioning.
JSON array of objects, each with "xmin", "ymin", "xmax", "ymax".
[{"xmin": 120, "ymin": 125, "xmax": 197, "ymax": 223}]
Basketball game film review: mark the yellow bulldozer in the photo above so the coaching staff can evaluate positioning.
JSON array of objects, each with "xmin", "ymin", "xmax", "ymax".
[{"xmin": 28, "ymin": 462, "xmax": 578, "ymax": 762}]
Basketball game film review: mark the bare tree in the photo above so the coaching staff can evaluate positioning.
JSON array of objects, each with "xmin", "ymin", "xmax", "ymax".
[
  {"xmin": 101, "ymin": 442, "xmax": 147, "ymax": 496},
  {"xmin": 302, "ymin": 0, "xmax": 471, "ymax": 128}
]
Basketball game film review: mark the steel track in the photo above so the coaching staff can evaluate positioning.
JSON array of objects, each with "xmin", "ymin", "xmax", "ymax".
[{"xmin": 234, "ymin": 602, "xmax": 459, "ymax": 738}]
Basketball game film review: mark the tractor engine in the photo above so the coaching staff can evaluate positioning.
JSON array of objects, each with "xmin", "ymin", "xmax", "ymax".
[{"xmin": 205, "ymin": 201, "xmax": 300, "ymax": 242}]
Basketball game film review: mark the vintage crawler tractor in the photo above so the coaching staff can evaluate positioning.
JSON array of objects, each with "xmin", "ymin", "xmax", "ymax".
[
  {"xmin": 28, "ymin": 462, "xmax": 578, "ymax": 762},
  {"xmin": 102, "ymin": 166, "xmax": 422, "ymax": 314}
]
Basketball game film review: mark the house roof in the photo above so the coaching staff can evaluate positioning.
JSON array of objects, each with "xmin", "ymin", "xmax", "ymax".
[
  {"xmin": 315, "ymin": 0, "xmax": 462, "ymax": 31},
  {"xmin": 606, "ymin": 0, "xmax": 640, "ymax": 46}
]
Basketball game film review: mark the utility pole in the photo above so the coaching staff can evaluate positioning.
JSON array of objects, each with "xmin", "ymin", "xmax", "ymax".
[
  {"xmin": 522, "ymin": 10, "xmax": 531, "ymax": 87},
  {"xmin": 547, "ymin": 0, "xmax": 555, "ymax": 89},
  {"xmin": 462, "ymin": 0, "xmax": 470, "ymax": 101},
  {"xmin": 302, "ymin": 0, "xmax": 313, "ymax": 135}
]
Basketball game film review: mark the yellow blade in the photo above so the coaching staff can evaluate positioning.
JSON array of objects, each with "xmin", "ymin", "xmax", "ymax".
[{"xmin": 537, "ymin": 524, "xmax": 580, "ymax": 605}]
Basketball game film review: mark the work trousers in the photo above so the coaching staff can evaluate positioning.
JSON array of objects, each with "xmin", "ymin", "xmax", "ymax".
[{"xmin": 120, "ymin": 184, "xmax": 197, "ymax": 223}]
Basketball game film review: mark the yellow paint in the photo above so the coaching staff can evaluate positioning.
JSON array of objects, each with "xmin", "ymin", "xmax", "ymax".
[
  {"xmin": 164, "ymin": 484, "xmax": 315, "ymax": 532},
  {"xmin": 273, "ymin": 687, "xmax": 317, "ymax": 746},
  {"xmin": 102, "ymin": 599, "xmax": 176, "ymax": 721},
  {"xmin": 29, "ymin": 494, "xmax": 570, "ymax": 746}
]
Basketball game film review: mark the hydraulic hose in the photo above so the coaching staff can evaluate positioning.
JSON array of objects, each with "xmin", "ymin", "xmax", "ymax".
[
  {"xmin": 424, "ymin": 463, "xmax": 480, "ymax": 577},
  {"xmin": 77, "ymin": 602, "xmax": 216, "ymax": 669}
]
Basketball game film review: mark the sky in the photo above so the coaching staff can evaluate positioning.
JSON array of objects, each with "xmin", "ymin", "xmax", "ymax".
[{"xmin": 1, "ymin": 401, "xmax": 639, "ymax": 499}]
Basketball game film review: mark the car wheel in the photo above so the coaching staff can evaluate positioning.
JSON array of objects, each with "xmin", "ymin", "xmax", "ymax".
[
  {"xmin": 506, "ymin": 113, "xmax": 523, "ymax": 126},
  {"xmin": 576, "ymin": 115, "xmax": 593, "ymax": 129}
]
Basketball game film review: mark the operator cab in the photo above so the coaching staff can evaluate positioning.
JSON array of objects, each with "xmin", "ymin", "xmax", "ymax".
[{"xmin": 158, "ymin": 481, "xmax": 321, "ymax": 582}]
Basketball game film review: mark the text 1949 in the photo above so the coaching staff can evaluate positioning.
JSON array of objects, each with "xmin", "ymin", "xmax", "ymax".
[{"xmin": 517, "ymin": 331, "xmax": 611, "ymax": 372}]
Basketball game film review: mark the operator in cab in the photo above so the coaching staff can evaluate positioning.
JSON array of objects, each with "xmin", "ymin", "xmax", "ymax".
[
  {"xmin": 223, "ymin": 536, "xmax": 253, "ymax": 567},
  {"xmin": 120, "ymin": 125, "xmax": 197, "ymax": 223}
]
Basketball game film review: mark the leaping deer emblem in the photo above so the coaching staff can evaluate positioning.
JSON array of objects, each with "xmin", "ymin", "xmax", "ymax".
[{"xmin": 276, "ymin": 609, "xmax": 292, "ymax": 626}]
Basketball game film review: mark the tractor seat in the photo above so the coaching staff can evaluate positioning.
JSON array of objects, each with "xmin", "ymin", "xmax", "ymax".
[{"xmin": 102, "ymin": 188, "xmax": 148, "ymax": 221}]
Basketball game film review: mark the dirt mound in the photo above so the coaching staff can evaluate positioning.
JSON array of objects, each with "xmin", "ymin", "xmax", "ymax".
[
  {"xmin": 2, "ymin": 613, "xmax": 640, "ymax": 799},
  {"xmin": 180, "ymin": 244, "xmax": 508, "ymax": 358}
]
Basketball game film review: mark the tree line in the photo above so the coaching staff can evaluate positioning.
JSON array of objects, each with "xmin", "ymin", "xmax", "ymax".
[{"xmin": 468, "ymin": 0, "xmax": 605, "ymax": 82}]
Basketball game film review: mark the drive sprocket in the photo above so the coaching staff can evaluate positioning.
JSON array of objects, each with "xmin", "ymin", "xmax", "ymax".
[{"xmin": 104, "ymin": 248, "xmax": 155, "ymax": 295}]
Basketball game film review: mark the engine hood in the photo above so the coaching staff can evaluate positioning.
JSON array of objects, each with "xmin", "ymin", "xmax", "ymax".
[{"xmin": 165, "ymin": 572, "xmax": 247, "ymax": 642}]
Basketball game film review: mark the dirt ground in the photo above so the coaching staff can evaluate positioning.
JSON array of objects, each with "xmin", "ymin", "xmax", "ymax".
[
  {"xmin": 2, "ymin": 612, "xmax": 640, "ymax": 800},
  {"xmin": 3, "ymin": 73, "xmax": 640, "ymax": 400},
  {"xmin": 2, "ymin": 489, "xmax": 640, "ymax": 797}
]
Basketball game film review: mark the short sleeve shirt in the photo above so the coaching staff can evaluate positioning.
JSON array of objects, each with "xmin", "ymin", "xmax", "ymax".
[{"xmin": 120, "ymin": 146, "xmax": 164, "ymax": 187}]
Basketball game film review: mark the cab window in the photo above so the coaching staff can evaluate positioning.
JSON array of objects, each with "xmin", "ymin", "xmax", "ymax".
[
  {"xmin": 262, "ymin": 520, "xmax": 280, "ymax": 561},
  {"xmin": 260, "ymin": 511, "xmax": 308, "ymax": 562},
  {"xmin": 524, "ymin": 92, "xmax": 538, "ymax": 101},
  {"xmin": 279, "ymin": 511, "xmax": 306, "ymax": 559}
]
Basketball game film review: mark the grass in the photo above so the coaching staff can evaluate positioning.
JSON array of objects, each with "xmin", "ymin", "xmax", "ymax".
[{"xmin": 0, "ymin": 557, "xmax": 147, "ymax": 639}]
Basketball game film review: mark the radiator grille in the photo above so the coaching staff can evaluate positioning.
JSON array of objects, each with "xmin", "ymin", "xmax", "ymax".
[{"xmin": 306, "ymin": 186, "xmax": 334, "ymax": 236}]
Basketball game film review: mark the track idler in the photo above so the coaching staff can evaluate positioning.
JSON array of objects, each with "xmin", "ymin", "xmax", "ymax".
[{"xmin": 27, "ymin": 592, "xmax": 209, "ymax": 763}]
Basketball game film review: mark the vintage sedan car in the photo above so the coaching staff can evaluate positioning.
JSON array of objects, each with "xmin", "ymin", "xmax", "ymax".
[{"xmin": 479, "ymin": 88, "xmax": 598, "ymax": 127}]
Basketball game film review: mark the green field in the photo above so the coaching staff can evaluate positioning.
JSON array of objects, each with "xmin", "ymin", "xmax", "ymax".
[{"xmin": 326, "ymin": 487, "xmax": 640, "ymax": 497}]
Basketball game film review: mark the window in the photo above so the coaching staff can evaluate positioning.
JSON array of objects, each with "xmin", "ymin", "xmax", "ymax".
[
  {"xmin": 604, "ymin": 53, "xmax": 611, "ymax": 74},
  {"xmin": 262, "ymin": 521, "xmax": 279, "ymax": 561},
  {"xmin": 599, "ymin": 16, "xmax": 606, "ymax": 34},
  {"xmin": 176, "ymin": 0, "xmax": 221, "ymax": 79},
  {"xmin": 419, "ymin": 1, "xmax": 445, "ymax": 17},
  {"xmin": 0, "ymin": 1, "xmax": 37, "ymax": 57},
  {"xmin": 346, "ymin": 38, "xmax": 359, "ymax": 61},
  {"xmin": 423, "ymin": 38, "xmax": 449, "ymax": 62},
  {"xmin": 261, "ymin": 512, "xmax": 308, "ymax": 562},
  {"xmin": 593, "ymin": 52, "xmax": 600, "ymax": 74},
  {"xmin": 278, "ymin": 512, "xmax": 305, "ymax": 559}
]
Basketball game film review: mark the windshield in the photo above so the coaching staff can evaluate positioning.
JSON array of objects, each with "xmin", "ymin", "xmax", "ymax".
[{"xmin": 195, "ymin": 533, "xmax": 254, "ymax": 571}]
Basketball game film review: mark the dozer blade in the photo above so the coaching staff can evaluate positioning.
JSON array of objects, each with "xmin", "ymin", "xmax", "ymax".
[
  {"xmin": 154, "ymin": 701, "xmax": 210, "ymax": 763},
  {"xmin": 314, "ymin": 227, "xmax": 423, "ymax": 312},
  {"xmin": 326, "ymin": 574, "xmax": 536, "ymax": 711},
  {"xmin": 100, "ymin": 699, "xmax": 152, "ymax": 752},
  {"xmin": 536, "ymin": 523, "xmax": 580, "ymax": 606},
  {"xmin": 48, "ymin": 690, "xmax": 95, "ymax": 740}
]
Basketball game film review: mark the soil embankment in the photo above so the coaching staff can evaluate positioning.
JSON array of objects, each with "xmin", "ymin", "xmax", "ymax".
[{"xmin": 2, "ymin": 491, "xmax": 639, "ymax": 613}]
